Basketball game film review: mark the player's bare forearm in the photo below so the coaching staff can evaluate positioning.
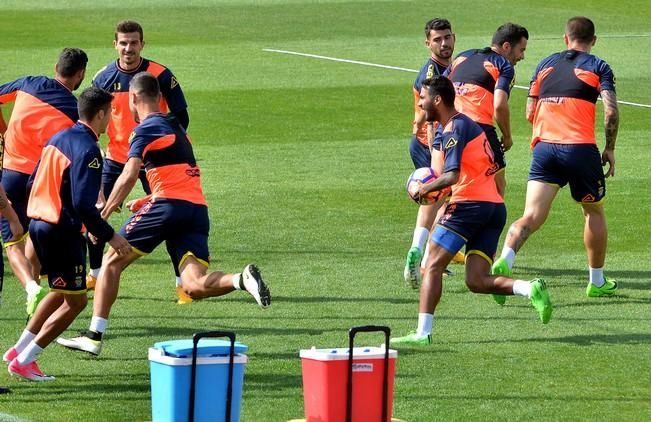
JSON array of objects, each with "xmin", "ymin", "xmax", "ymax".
[
  {"xmin": 0, "ymin": 109, "xmax": 7, "ymax": 134},
  {"xmin": 526, "ymin": 97, "xmax": 538, "ymax": 123},
  {"xmin": 494, "ymin": 90, "xmax": 512, "ymax": 149},
  {"xmin": 102, "ymin": 160, "xmax": 141, "ymax": 219},
  {"xmin": 421, "ymin": 170, "xmax": 458, "ymax": 195},
  {"xmin": 413, "ymin": 110, "xmax": 426, "ymax": 135},
  {"xmin": 601, "ymin": 90, "xmax": 619, "ymax": 150}
]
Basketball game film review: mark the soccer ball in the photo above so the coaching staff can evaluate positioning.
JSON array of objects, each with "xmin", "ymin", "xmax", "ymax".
[{"xmin": 406, "ymin": 167, "xmax": 450, "ymax": 205}]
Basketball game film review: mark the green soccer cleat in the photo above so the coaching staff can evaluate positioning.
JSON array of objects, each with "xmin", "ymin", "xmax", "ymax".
[
  {"xmin": 403, "ymin": 247, "xmax": 423, "ymax": 289},
  {"xmin": 530, "ymin": 278, "xmax": 552, "ymax": 324},
  {"xmin": 490, "ymin": 257, "xmax": 512, "ymax": 305},
  {"xmin": 26, "ymin": 286, "xmax": 48, "ymax": 318},
  {"xmin": 389, "ymin": 331, "xmax": 432, "ymax": 346},
  {"xmin": 586, "ymin": 277, "xmax": 617, "ymax": 297}
]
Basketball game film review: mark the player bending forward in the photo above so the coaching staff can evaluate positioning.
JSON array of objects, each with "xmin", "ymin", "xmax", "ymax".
[{"xmin": 58, "ymin": 72, "xmax": 270, "ymax": 356}]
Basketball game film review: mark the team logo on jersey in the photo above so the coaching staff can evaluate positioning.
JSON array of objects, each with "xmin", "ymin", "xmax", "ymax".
[
  {"xmin": 426, "ymin": 64, "xmax": 434, "ymax": 79},
  {"xmin": 88, "ymin": 158, "xmax": 100, "ymax": 169},
  {"xmin": 52, "ymin": 277, "xmax": 66, "ymax": 288},
  {"xmin": 444, "ymin": 137, "xmax": 458, "ymax": 149},
  {"xmin": 171, "ymin": 76, "xmax": 179, "ymax": 89},
  {"xmin": 128, "ymin": 131, "xmax": 136, "ymax": 144}
]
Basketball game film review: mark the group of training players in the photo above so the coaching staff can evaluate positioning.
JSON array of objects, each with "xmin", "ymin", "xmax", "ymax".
[
  {"xmin": 392, "ymin": 16, "xmax": 619, "ymax": 346},
  {"xmin": 0, "ymin": 20, "xmax": 271, "ymax": 382}
]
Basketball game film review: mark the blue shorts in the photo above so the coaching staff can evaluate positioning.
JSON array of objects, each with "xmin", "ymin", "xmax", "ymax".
[
  {"xmin": 409, "ymin": 136, "xmax": 432, "ymax": 169},
  {"xmin": 529, "ymin": 142, "xmax": 605, "ymax": 203},
  {"xmin": 29, "ymin": 220, "xmax": 86, "ymax": 293},
  {"xmin": 120, "ymin": 198, "xmax": 210, "ymax": 267},
  {"xmin": 478, "ymin": 123, "xmax": 506, "ymax": 170},
  {"xmin": 103, "ymin": 158, "xmax": 151, "ymax": 198},
  {"xmin": 433, "ymin": 201, "xmax": 506, "ymax": 262},
  {"xmin": 1, "ymin": 169, "xmax": 31, "ymax": 245}
]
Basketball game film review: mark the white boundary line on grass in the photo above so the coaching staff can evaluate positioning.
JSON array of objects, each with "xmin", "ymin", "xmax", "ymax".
[
  {"xmin": 0, "ymin": 413, "xmax": 30, "ymax": 422},
  {"xmin": 263, "ymin": 48, "xmax": 651, "ymax": 109}
]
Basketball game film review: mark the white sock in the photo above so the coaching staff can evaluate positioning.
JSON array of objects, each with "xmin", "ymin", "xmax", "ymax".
[
  {"xmin": 501, "ymin": 247, "xmax": 516, "ymax": 269},
  {"xmin": 175, "ymin": 276, "xmax": 182, "ymax": 287},
  {"xmin": 90, "ymin": 268, "xmax": 100, "ymax": 278},
  {"xmin": 17, "ymin": 341, "xmax": 43, "ymax": 365},
  {"xmin": 513, "ymin": 280, "xmax": 532, "ymax": 298},
  {"xmin": 416, "ymin": 313, "xmax": 433, "ymax": 336},
  {"xmin": 232, "ymin": 273, "xmax": 243, "ymax": 290},
  {"xmin": 25, "ymin": 280, "xmax": 40, "ymax": 296},
  {"xmin": 589, "ymin": 267, "xmax": 605, "ymax": 287},
  {"xmin": 411, "ymin": 227, "xmax": 430, "ymax": 252},
  {"xmin": 14, "ymin": 330, "xmax": 36, "ymax": 354},
  {"xmin": 421, "ymin": 241, "xmax": 431, "ymax": 270},
  {"xmin": 89, "ymin": 316, "xmax": 108, "ymax": 334}
]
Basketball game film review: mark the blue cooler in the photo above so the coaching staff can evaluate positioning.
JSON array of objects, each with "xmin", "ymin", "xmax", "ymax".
[{"xmin": 149, "ymin": 337, "xmax": 248, "ymax": 422}]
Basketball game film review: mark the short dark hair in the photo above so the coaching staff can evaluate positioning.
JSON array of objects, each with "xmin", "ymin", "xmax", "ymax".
[
  {"xmin": 566, "ymin": 16, "xmax": 595, "ymax": 44},
  {"xmin": 424, "ymin": 18, "xmax": 452, "ymax": 37},
  {"xmin": 56, "ymin": 48, "xmax": 88, "ymax": 78},
  {"xmin": 115, "ymin": 20, "xmax": 143, "ymax": 41},
  {"xmin": 422, "ymin": 75, "xmax": 455, "ymax": 107},
  {"xmin": 130, "ymin": 72, "xmax": 160, "ymax": 101},
  {"xmin": 491, "ymin": 23, "xmax": 529, "ymax": 47},
  {"xmin": 78, "ymin": 87, "xmax": 113, "ymax": 121}
]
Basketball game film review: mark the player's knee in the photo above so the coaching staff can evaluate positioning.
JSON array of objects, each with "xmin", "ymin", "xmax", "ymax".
[
  {"xmin": 183, "ymin": 282, "xmax": 203, "ymax": 299},
  {"xmin": 65, "ymin": 293, "xmax": 88, "ymax": 312}
]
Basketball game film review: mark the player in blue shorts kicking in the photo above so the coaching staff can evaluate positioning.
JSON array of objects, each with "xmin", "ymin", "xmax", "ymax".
[
  {"xmin": 57, "ymin": 72, "xmax": 271, "ymax": 356},
  {"xmin": 391, "ymin": 76, "xmax": 552, "ymax": 346}
]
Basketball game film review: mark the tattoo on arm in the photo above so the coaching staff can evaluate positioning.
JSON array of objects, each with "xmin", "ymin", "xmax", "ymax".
[
  {"xmin": 601, "ymin": 90, "xmax": 619, "ymax": 150},
  {"xmin": 526, "ymin": 97, "xmax": 538, "ymax": 122}
]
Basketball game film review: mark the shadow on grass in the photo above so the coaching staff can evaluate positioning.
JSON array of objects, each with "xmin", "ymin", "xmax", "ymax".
[
  {"xmin": 111, "ymin": 325, "xmax": 337, "ymax": 339},
  {"xmin": 7, "ymin": 376, "xmax": 150, "ymax": 402},
  {"xmin": 245, "ymin": 372, "xmax": 303, "ymax": 390},
  {"xmin": 457, "ymin": 332, "xmax": 651, "ymax": 346},
  {"xmin": 515, "ymin": 265, "xmax": 651, "ymax": 284},
  {"xmin": 229, "ymin": 295, "xmax": 416, "ymax": 305}
]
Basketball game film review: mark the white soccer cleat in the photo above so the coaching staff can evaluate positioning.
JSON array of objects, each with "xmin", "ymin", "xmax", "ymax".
[
  {"xmin": 242, "ymin": 264, "xmax": 271, "ymax": 308},
  {"xmin": 56, "ymin": 333, "xmax": 103, "ymax": 356}
]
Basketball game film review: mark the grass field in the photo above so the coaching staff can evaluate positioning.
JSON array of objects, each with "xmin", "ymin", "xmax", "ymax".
[{"xmin": 1, "ymin": 1, "xmax": 650, "ymax": 421}]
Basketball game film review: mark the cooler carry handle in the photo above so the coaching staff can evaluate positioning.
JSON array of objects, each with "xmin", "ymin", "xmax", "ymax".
[
  {"xmin": 189, "ymin": 330, "xmax": 236, "ymax": 422},
  {"xmin": 346, "ymin": 325, "xmax": 391, "ymax": 422}
]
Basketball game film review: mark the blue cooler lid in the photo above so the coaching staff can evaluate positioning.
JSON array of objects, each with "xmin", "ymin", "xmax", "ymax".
[{"xmin": 154, "ymin": 339, "xmax": 248, "ymax": 358}]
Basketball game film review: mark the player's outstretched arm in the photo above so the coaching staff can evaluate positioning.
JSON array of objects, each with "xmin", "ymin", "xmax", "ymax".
[
  {"xmin": 601, "ymin": 89, "xmax": 619, "ymax": 177},
  {"xmin": 101, "ymin": 158, "xmax": 141, "ymax": 219}
]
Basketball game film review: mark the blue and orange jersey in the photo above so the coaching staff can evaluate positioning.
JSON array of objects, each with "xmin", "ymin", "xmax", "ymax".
[
  {"xmin": 0, "ymin": 76, "xmax": 78, "ymax": 175},
  {"xmin": 128, "ymin": 113, "xmax": 206, "ymax": 206},
  {"xmin": 529, "ymin": 50, "xmax": 615, "ymax": 147},
  {"xmin": 445, "ymin": 48, "xmax": 514, "ymax": 125},
  {"xmin": 413, "ymin": 58, "xmax": 448, "ymax": 145},
  {"xmin": 439, "ymin": 112, "xmax": 502, "ymax": 203},
  {"xmin": 27, "ymin": 122, "xmax": 114, "ymax": 242},
  {"xmin": 92, "ymin": 58, "xmax": 187, "ymax": 164}
]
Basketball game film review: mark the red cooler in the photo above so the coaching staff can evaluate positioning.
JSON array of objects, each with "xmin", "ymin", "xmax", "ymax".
[{"xmin": 300, "ymin": 346, "xmax": 397, "ymax": 422}]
